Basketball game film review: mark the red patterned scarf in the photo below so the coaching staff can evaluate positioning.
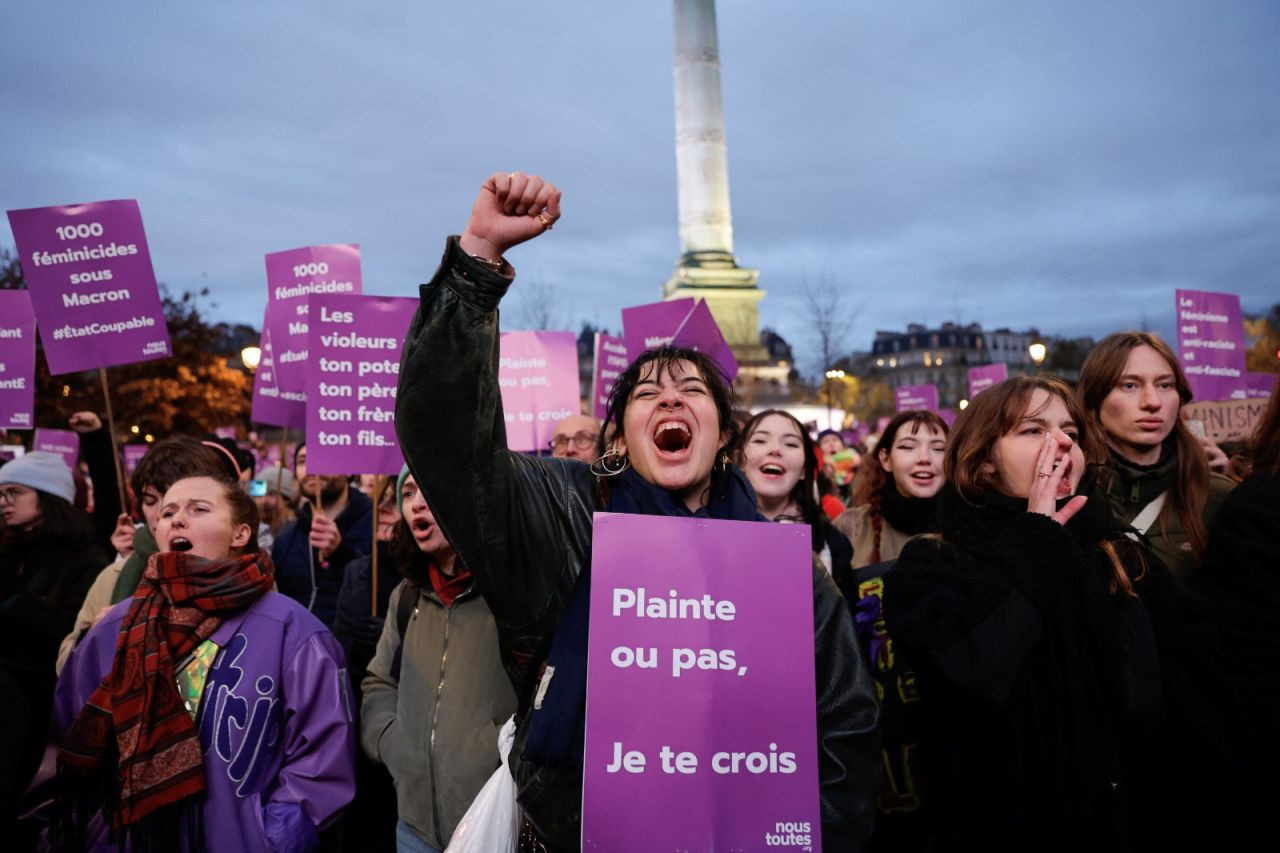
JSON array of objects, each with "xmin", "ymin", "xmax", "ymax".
[{"xmin": 58, "ymin": 550, "xmax": 274, "ymax": 830}]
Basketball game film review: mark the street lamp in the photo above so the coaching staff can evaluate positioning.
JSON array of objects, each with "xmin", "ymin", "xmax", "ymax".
[
  {"xmin": 1028, "ymin": 342, "xmax": 1047, "ymax": 367},
  {"xmin": 241, "ymin": 345, "xmax": 262, "ymax": 372},
  {"xmin": 824, "ymin": 369, "xmax": 846, "ymax": 430}
]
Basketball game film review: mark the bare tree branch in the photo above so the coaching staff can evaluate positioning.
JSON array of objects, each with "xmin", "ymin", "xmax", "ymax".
[
  {"xmin": 506, "ymin": 275, "xmax": 569, "ymax": 331},
  {"xmin": 799, "ymin": 273, "xmax": 863, "ymax": 380}
]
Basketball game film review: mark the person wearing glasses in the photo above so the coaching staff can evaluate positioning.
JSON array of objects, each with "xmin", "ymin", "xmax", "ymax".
[{"xmin": 547, "ymin": 414, "xmax": 600, "ymax": 461}]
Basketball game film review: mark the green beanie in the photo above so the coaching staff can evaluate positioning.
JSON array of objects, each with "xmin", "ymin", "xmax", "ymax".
[{"xmin": 395, "ymin": 463, "xmax": 412, "ymax": 513}]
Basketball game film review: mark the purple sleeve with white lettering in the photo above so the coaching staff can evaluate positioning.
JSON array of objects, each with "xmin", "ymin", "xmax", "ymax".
[{"xmin": 265, "ymin": 629, "xmax": 357, "ymax": 839}]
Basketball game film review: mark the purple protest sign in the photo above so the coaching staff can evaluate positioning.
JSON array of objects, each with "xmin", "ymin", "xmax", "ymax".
[
  {"xmin": 592, "ymin": 333, "xmax": 628, "ymax": 421},
  {"xmin": 7, "ymin": 200, "xmax": 172, "ymax": 375},
  {"xmin": 122, "ymin": 444, "xmax": 149, "ymax": 476},
  {"xmin": 261, "ymin": 443, "xmax": 286, "ymax": 469},
  {"xmin": 671, "ymin": 299, "xmax": 739, "ymax": 382},
  {"xmin": 621, "ymin": 298, "xmax": 739, "ymax": 382},
  {"xmin": 263, "ymin": 244, "xmax": 362, "ymax": 393},
  {"xmin": 583, "ymin": 513, "xmax": 821, "ymax": 850},
  {"xmin": 34, "ymin": 428, "xmax": 79, "ymax": 471},
  {"xmin": 499, "ymin": 331, "xmax": 581, "ymax": 453},
  {"xmin": 1176, "ymin": 290, "xmax": 1247, "ymax": 401},
  {"xmin": 0, "ymin": 291, "xmax": 37, "ymax": 429},
  {"xmin": 967, "ymin": 363, "xmax": 1008, "ymax": 400},
  {"xmin": 621, "ymin": 298, "xmax": 695, "ymax": 358},
  {"xmin": 1246, "ymin": 372, "xmax": 1275, "ymax": 399},
  {"xmin": 895, "ymin": 384, "xmax": 939, "ymax": 413},
  {"xmin": 304, "ymin": 294, "xmax": 417, "ymax": 475},
  {"xmin": 250, "ymin": 328, "xmax": 305, "ymax": 429}
]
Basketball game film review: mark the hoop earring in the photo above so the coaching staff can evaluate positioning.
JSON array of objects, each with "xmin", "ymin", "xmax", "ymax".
[{"xmin": 590, "ymin": 447, "xmax": 630, "ymax": 478}]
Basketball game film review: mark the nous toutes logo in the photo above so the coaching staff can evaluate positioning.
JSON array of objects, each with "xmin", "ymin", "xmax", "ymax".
[{"xmin": 764, "ymin": 820, "xmax": 813, "ymax": 850}]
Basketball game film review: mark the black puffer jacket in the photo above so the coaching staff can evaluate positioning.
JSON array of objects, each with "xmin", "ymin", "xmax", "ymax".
[{"xmin": 395, "ymin": 237, "xmax": 881, "ymax": 851}]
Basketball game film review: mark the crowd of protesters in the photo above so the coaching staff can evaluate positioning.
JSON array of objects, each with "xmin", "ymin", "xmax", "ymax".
[{"xmin": 0, "ymin": 170, "xmax": 1276, "ymax": 852}]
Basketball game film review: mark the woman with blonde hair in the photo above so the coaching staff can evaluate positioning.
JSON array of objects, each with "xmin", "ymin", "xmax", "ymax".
[{"xmin": 1076, "ymin": 331, "xmax": 1235, "ymax": 581}]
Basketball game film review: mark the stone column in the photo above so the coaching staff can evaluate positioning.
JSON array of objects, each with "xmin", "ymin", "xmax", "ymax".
[
  {"xmin": 665, "ymin": 0, "xmax": 768, "ymax": 366},
  {"xmin": 673, "ymin": 0, "xmax": 734, "ymax": 258}
]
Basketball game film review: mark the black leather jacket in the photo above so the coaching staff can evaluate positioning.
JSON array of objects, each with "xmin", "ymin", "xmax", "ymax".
[{"xmin": 395, "ymin": 237, "xmax": 880, "ymax": 851}]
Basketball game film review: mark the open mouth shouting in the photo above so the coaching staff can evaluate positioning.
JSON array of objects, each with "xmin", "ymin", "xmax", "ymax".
[
  {"xmin": 1052, "ymin": 456, "xmax": 1075, "ymax": 497},
  {"xmin": 168, "ymin": 535, "xmax": 194, "ymax": 552},
  {"xmin": 653, "ymin": 420, "xmax": 693, "ymax": 456}
]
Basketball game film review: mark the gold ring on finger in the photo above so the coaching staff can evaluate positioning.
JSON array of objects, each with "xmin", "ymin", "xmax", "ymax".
[{"xmin": 536, "ymin": 211, "xmax": 554, "ymax": 230}]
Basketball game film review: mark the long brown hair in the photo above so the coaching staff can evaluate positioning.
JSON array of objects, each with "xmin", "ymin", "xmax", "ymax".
[
  {"xmin": 948, "ymin": 375, "xmax": 1137, "ymax": 595},
  {"xmin": 1250, "ymin": 371, "xmax": 1280, "ymax": 473},
  {"xmin": 852, "ymin": 410, "xmax": 949, "ymax": 563},
  {"xmin": 1076, "ymin": 331, "xmax": 1211, "ymax": 558}
]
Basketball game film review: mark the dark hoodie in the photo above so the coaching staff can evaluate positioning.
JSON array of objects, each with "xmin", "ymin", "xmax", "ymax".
[{"xmin": 271, "ymin": 484, "xmax": 372, "ymax": 627}]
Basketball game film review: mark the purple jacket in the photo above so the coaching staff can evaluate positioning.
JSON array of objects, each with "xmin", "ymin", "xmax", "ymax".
[{"xmin": 53, "ymin": 591, "xmax": 357, "ymax": 852}]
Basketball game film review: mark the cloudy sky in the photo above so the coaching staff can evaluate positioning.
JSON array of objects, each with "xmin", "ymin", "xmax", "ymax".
[{"xmin": 3, "ymin": 1, "xmax": 1276, "ymax": 374}]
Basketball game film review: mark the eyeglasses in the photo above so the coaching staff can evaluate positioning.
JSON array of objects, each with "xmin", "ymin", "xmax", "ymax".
[
  {"xmin": 0, "ymin": 486, "xmax": 33, "ymax": 503},
  {"xmin": 548, "ymin": 431, "xmax": 599, "ymax": 452}
]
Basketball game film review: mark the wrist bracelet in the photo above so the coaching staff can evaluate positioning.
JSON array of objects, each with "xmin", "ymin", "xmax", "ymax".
[{"xmin": 467, "ymin": 251, "xmax": 507, "ymax": 272}]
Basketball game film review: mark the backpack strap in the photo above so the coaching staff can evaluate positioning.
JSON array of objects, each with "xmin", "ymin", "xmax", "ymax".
[
  {"xmin": 1125, "ymin": 491, "xmax": 1168, "ymax": 541},
  {"xmin": 390, "ymin": 582, "xmax": 419, "ymax": 682}
]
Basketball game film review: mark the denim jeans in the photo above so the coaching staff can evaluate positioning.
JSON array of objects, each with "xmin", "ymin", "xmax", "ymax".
[{"xmin": 396, "ymin": 819, "xmax": 443, "ymax": 853}]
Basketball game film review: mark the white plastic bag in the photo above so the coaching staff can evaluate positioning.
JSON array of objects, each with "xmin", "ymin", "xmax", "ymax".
[{"xmin": 445, "ymin": 715, "xmax": 520, "ymax": 853}]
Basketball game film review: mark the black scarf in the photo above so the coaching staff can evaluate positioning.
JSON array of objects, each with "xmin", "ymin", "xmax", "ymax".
[
  {"xmin": 879, "ymin": 478, "xmax": 940, "ymax": 537},
  {"xmin": 936, "ymin": 466, "xmax": 1122, "ymax": 563},
  {"xmin": 604, "ymin": 464, "xmax": 763, "ymax": 522}
]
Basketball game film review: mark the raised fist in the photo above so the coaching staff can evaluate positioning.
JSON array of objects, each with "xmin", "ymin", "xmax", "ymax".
[{"xmin": 459, "ymin": 171, "xmax": 561, "ymax": 263}]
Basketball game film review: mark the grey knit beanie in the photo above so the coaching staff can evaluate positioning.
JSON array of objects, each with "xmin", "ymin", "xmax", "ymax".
[
  {"xmin": 0, "ymin": 451, "xmax": 76, "ymax": 504},
  {"xmin": 260, "ymin": 465, "xmax": 298, "ymax": 501}
]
